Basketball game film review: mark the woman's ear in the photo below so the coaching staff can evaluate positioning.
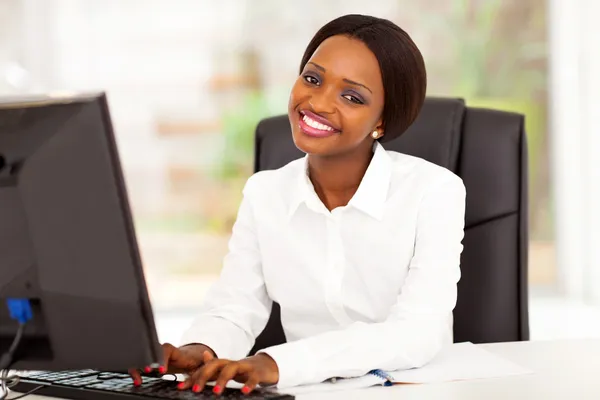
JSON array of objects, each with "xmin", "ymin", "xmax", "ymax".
[{"xmin": 374, "ymin": 119, "xmax": 385, "ymax": 140}]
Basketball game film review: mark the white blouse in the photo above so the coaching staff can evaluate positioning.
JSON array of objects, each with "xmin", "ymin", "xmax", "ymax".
[{"xmin": 180, "ymin": 142, "xmax": 466, "ymax": 389}]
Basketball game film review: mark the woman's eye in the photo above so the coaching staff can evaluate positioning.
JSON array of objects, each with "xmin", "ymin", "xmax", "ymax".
[
  {"xmin": 303, "ymin": 75, "xmax": 320, "ymax": 85},
  {"xmin": 343, "ymin": 94, "xmax": 364, "ymax": 104}
]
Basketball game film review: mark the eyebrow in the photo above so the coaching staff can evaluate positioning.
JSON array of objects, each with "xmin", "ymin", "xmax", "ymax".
[{"xmin": 307, "ymin": 62, "xmax": 373, "ymax": 94}]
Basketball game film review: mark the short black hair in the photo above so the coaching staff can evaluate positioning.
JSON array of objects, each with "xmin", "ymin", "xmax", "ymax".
[{"xmin": 299, "ymin": 14, "xmax": 427, "ymax": 143}]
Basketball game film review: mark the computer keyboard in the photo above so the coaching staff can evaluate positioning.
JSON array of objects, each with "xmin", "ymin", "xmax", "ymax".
[{"xmin": 12, "ymin": 370, "xmax": 294, "ymax": 400}]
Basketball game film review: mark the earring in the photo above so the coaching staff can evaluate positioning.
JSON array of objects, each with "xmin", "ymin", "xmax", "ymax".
[{"xmin": 371, "ymin": 131, "xmax": 379, "ymax": 139}]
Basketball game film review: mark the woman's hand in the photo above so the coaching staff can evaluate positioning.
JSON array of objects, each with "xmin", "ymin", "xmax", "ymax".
[
  {"xmin": 179, "ymin": 352, "xmax": 279, "ymax": 395},
  {"xmin": 129, "ymin": 343, "xmax": 215, "ymax": 386}
]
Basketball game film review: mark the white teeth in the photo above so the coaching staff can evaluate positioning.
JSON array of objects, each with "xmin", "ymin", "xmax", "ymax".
[{"xmin": 302, "ymin": 115, "xmax": 334, "ymax": 131}]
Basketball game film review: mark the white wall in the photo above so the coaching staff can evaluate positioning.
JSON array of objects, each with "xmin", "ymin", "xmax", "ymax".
[{"xmin": 549, "ymin": 0, "xmax": 600, "ymax": 304}]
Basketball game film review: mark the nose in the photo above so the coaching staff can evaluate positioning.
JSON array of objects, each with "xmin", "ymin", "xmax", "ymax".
[{"xmin": 308, "ymin": 86, "xmax": 336, "ymax": 115}]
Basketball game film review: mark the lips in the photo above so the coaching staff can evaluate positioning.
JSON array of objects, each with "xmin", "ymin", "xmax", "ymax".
[{"xmin": 298, "ymin": 110, "xmax": 340, "ymax": 138}]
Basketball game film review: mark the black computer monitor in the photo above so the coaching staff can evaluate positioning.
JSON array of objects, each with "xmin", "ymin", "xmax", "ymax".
[{"xmin": 0, "ymin": 93, "xmax": 162, "ymax": 371}]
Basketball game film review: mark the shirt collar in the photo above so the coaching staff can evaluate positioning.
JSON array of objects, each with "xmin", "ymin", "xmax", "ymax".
[
  {"xmin": 288, "ymin": 142, "xmax": 392, "ymax": 220},
  {"xmin": 287, "ymin": 156, "xmax": 318, "ymax": 219}
]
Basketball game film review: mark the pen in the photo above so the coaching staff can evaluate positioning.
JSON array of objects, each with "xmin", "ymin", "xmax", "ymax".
[{"xmin": 369, "ymin": 369, "xmax": 394, "ymax": 386}]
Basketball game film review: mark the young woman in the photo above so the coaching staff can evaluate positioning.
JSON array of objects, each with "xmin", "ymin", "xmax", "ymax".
[{"xmin": 131, "ymin": 14, "xmax": 466, "ymax": 395}]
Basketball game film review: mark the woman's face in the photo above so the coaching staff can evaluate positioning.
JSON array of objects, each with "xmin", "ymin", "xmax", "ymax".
[{"xmin": 289, "ymin": 35, "xmax": 385, "ymax": 157}]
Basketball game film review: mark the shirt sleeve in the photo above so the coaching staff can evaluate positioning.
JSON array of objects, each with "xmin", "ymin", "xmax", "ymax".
[
  {"xmin": 260, "ymin": 174, "xmax": 466, "ymax": 389},
  {"xmin": 179, "ymin": 176, "xmax": 272, "ymax": 360}
]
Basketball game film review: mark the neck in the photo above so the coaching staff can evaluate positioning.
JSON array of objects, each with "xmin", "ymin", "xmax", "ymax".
[{"xmin": 307, "ymin": 143, "xmax": 374, "ymax": 210}]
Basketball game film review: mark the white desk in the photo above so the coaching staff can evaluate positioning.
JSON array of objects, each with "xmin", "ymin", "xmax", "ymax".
[
  {"xmin": 296, "ymin": 339, "xmax": 600, "ymax": 400},
  {"xmin": 19, "ymin": 339, "xmax": 600, "ymax": 400}
]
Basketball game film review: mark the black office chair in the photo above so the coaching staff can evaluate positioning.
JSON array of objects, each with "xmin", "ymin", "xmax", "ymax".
[{"xmin": 249, "ymin": 97, "xmax": 529, "ymax": 354}]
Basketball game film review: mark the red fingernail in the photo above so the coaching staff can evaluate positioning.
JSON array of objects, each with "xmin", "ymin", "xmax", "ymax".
[
  {"xmin": 192, "ymin": 384, "xmax": 200, "ymax": 393},
  {"xmin": 134, "ymin": 379, "xmax": 141, "ymax": 387},
  {"xmin": 242, "ymin": 386, "xmax": 251, "ymax": 394},
  {"xmin": 177, "ymin": 382, "xmax": 185, "ymax": 390},
  {"xmin": 158, "ymin": 366, "xmax": 166, "ymax": 374},
  {"xmin": 213, "ymin": 385, "xmax": 222, "ymax": 394},
  {"xmin": 144, "ymin": 366, "xmax": 152, "ymax": 373}
]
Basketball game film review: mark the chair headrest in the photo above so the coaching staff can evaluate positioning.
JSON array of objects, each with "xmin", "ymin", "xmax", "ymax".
[{"xmin": 382, "ymin": 97, "xmax": 465, "ymax": 172}]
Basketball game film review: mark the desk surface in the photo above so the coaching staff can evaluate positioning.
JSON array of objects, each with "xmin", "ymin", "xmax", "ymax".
[{"xmin": 20, "ymin": 338, "xmax": 600, "ymax": 400}]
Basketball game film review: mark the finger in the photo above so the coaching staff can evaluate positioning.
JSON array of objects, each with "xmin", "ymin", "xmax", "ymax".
[
  {"xmin": 176, "ymin": 378, "xmax": 192, "ymax": 391},
  {"xmin": 177, "ymin": 367, "xmax": 201, "ymax": 391},
  {"xmin": 128, "ymin": 368, "xmax": 142, "ymax": 386},
  {"xmin": 241, "ymin": 375, "xmax": 260, "ymax": 395},
  {"xmin": 214, "ymin": 362, "xmax": 248, "ymax": 395},
  {"xmin": 189, "ymin": 359, "xmax": 229, "ymax": 393},
  {"xmin": 159, "ymin": 343, "xmax": 177, "ymax": 374},
  {"xmin": 203, "ymin": 350, "xmax": 215, "ymax": 364},
  {"xmin": 141, "ymin": 343, "xmax": 174, "ymax": 374},
  {"xmin": 176, "ymin": 349, "xmax": 216, "ymax": 390}
]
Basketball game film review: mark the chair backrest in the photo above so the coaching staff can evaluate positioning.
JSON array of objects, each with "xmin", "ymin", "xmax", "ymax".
[{"xmin": 249, "ymin": 97, "xmax": 529, "ymax": 354}]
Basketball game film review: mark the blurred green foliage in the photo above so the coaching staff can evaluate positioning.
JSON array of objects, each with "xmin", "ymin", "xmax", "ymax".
[
  {"xmin": 214, "ymin": 91, "xmax": 271, "ymax": 181},
  {"xmin": 135, "ymin": 213, "xmax": 206, "ymax": 233},
  {"xmin": 449, "ymin": 0, "xmax": 547, "ymax": 99}
]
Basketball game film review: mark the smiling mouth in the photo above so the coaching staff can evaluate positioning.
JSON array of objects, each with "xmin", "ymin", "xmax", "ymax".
[{"xmin": 298, "ymin": 111, "xmax": 340, "ymax": 138}]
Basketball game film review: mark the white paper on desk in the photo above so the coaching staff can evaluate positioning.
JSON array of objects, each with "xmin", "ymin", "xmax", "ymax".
[
  {"xmin": 275, "ymin": 342, "xmax": 532, "ymax": 395},
  {"xmin": 390, "ymin": 342, "xmax": 533, "ymax": 384},
  {"xmin": 270, "ymin": 374, "xmax": 383, "ymax": 396}
]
